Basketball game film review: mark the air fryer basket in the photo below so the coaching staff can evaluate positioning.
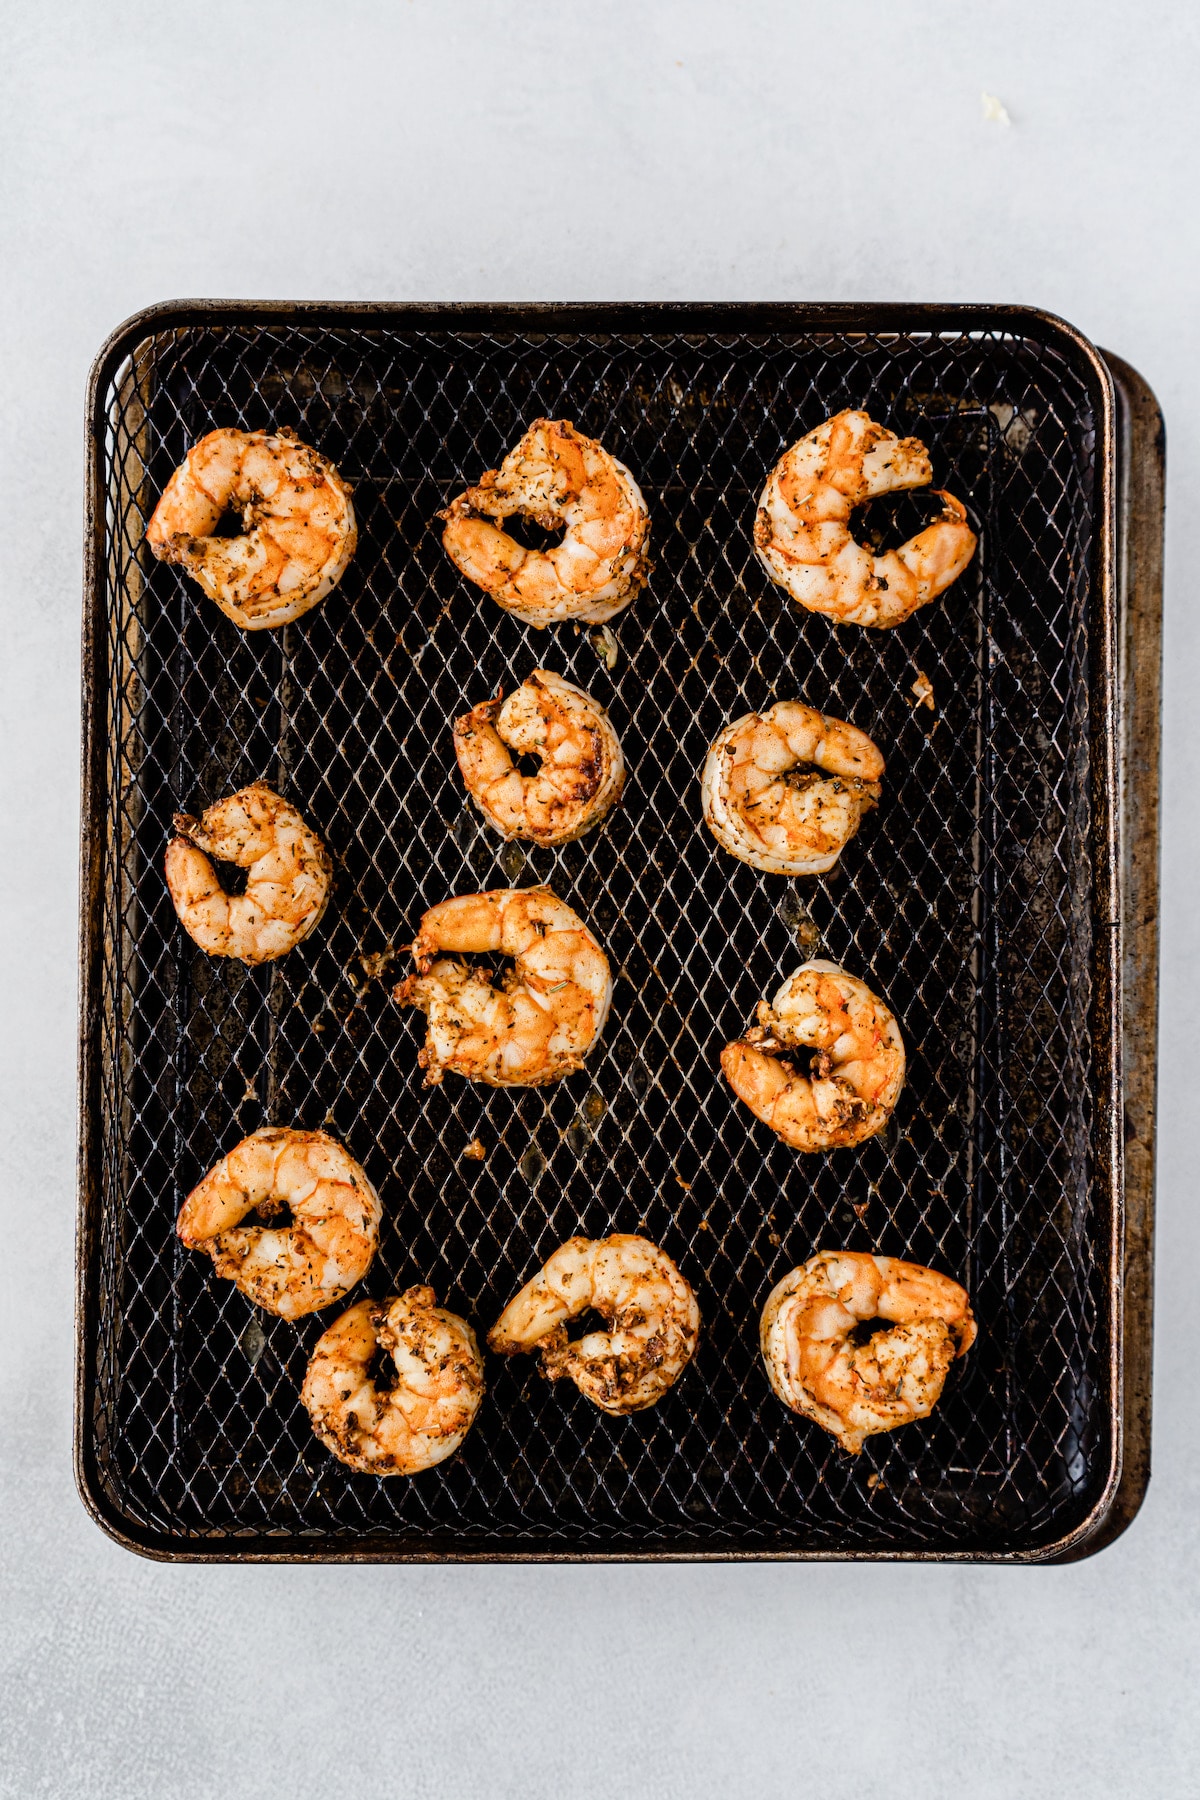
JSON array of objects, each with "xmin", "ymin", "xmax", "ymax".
[{"xmin": 77, "ymin": 303, "xmax": 1158, "ymax": 1561}]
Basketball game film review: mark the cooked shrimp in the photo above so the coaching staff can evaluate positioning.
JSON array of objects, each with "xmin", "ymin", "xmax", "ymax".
[
  {"xmin": 755, "ymin": 409, "xmax": 976, "ymax": 628},
  {"xmin": 165, "ymin": 782, "xmax": 331, "ymax": 965},
  {"xmin": 454, "ymin": 668, "xmax": 625, "ymax": 845},
  {"xmin": 761, "ymin": 1251, "xmax": 976, "ymax": 1452},
  {"xmin": 394, "ymin": 887, "xmax": 611, "ymax": 1087},
  {"xmin": 145, "ymin": 427, "xmax": 356, "ymax": 630},
  {"xmin": 301, "ymin": 1290, "xmax": 485, "ymax": 1475},
  {"xmin": 721, "ymin": 959, "xmax": 905, "ymax": 1151},
  {"xmin": 440, "ymin": 419, "xmax": 650, "ymax": 627},
  {"xmin": 701, "ymin": 701, "xmax": 883, "ymax": 875},
  {"xmin": 177, "ymin": 1127, "xmax": 381, "ymax": 1321},
  {"xmin": 489, "ymin": 1235, "xmax": 700, "ymax": 1414}
]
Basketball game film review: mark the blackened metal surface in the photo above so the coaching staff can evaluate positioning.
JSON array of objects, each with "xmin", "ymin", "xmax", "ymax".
[
  {"xmin": 77, "ymin": 303, "xmax": 1126, "ymax": 1560},
  {"xmin": 1050, "ymin": 351, "xmax": 1163, "ymax": 1560}
]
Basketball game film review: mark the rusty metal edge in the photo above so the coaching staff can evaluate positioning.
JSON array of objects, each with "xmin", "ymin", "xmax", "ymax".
[
  {"xmin": 1047, "ymin": 351, "xmax": 1163, "ymax": 1561},
  {"xmin": 73, "ymin": 299, "xmax": 1135, "ymax": 1564},
  {"xmin": 74, "ymin": 317, "xmax": 113, "ymax": 1546}
]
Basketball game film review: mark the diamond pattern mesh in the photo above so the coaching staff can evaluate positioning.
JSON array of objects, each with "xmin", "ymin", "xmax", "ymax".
[{"xmin": 82, "ymin": 311, "xmax": 1116, "ymax": 1557}]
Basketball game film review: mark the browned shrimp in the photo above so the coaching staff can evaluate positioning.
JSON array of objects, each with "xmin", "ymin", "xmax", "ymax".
[
  {"xmin": 701, "ymin": 700, "xmax": 883, "ymax": 875},
  {"xmin": 761, "ymin": 1251, "xmax": 976, "ymax": 1452},
  {"xmin": 722, "ymin": 960, "xmax": 905, "ymax": 1151},
  {"xmin": 755, "ymin": 410, "xmax": 976, "ymax": 627},
  {"xmin": 489, "ymin": 1235, "xmax": 700, "ymax": 1414},
  {"xmin": 453, "ymin": 669, "xmax": 624, "ymax": 844},
  {"xmin": 164, "ymin": 783, "xmax": 331, "ymax": 965},
  {"xmin": 146, "ymin": 427, "xmax": 355, "ymax": 629},
  {"xmin": 302, "ymin": 1290, "xmax": 485, "ymax": 1475},
  {"xmin": 441, "ymin": 419, "xmax": 650, "ymax": 626},
  {"xmin": 394, "ymin": 888, "xmax": 612, "ymax": 1087},
  {"xmin": 177, "ymin": 1127, "xmax": 381, "ymax": 1320}
]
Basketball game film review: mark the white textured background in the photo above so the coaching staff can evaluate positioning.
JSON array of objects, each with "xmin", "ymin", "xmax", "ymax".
[{"xmin": 2, "ymin": 4, "xmax": 1195, "ymax": 1795}]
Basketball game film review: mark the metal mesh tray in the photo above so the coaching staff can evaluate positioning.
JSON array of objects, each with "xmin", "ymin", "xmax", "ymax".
[{"xmin": 76, "ymin": 302, "xmax": 1158, "ymax": 1562}]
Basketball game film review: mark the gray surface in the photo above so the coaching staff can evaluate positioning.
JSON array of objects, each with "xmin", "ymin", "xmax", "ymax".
[{"xmin": 1, "ymin": 2, "xmax": 1194, "ymax": 1794}]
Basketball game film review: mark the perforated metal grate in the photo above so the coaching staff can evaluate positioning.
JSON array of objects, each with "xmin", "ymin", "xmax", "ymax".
[{"xmin": 79, "ymin": 305, "xmax": 1119, "ymax": 1558}]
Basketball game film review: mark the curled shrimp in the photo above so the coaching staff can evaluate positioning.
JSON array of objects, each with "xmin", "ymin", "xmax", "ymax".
[
  {"xmin": 754, "ymin": 409, "xmax": 976, "ymax": 628},
  {"xmin": 761, "ymin": 1251, "xmax": 976, "ymax": 1453},
  {"xmin": 301, "ymin": 1289, "xmax": 485, "ymax": 1476},
  {"xmin": 177, "ymin": 1127, "xmax": 381, "ymax": 1320},
  {"xmin": 145, "ymin": 427, "xmax": 356, "ymax": 630},
  {"xmin": 454, "ymin": 668, "xmax": 625, "ymax": 845},
  {"xmin": 489, "ymin": 1235, "xmax": 700, "ymax": 1414},
  {"xmin": 165, "ymin": 782, "xmax": 331, "ymax": 965},
  {"xmin": 721, "ymin": 959, "xmax": 905, "ymax": 1152},
  {"xmin": 440, "ymin": 419, "xmax": 651, "ymax": 627},
  {"xmin": 394, "ymin": 887, "xmax": 612, "ymax": 1087},
  {"xmin": 701, "ymin": 700, "xmax": 883, "ymax": 875}
]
